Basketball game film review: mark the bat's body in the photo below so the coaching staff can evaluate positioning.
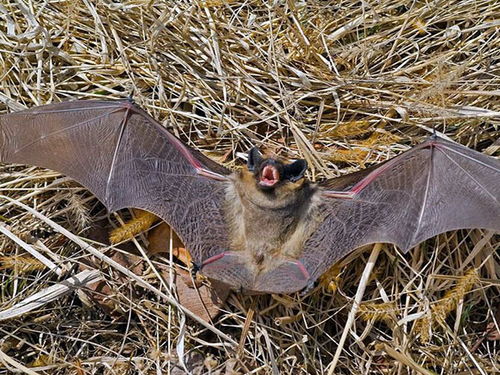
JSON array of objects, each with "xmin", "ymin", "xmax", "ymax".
[
  {"xmin": 1, "ymin": 100, "xmax": 499, "ymax": 294},
  {"xmin": 223, "ymin": 168, "xmax": 322, "ymax": 288}
]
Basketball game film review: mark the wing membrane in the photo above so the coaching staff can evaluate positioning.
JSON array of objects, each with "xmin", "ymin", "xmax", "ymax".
[
  {"xmin": 0, "ymin": 100, "xmax": 230, "ymax": 263},
  {"xmin": 302, "ymin": 137, "xmax": 500, "ymax": 281}
]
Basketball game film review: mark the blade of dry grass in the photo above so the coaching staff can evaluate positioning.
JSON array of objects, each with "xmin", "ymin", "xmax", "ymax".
[
  {"xmin": 0, "ymin": 348, "xmax": 41, "ymax": 375},
  {"xmin": 327, "ymin": 243, "xmax": 383, "ymax": 374},
  {"xmin": 381, "ymin": 343, "xmax": 435, "ymax": 375},
  {"xmin": 0, "ymin": 269, "xmax": 101, "ymax": 321},
  {"xmin": 0, "ymin": 224, "xmax": 63, "ymax": 276}
]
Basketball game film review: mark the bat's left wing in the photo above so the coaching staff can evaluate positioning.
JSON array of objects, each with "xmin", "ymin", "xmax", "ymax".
[
  {"xmin": 299, "ymin": 136, "xmax": 500, "ymax": 285},
  {"xmin": 0, "ymin": 100, "xmax": 231, "ymax": 266}
]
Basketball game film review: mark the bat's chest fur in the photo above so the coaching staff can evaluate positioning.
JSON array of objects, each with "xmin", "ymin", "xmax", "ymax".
[{"xmin": 225, "ymin": 175, "xmax": 322, "ymax": 271}]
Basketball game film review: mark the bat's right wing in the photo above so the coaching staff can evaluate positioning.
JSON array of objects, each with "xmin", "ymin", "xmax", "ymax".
[
  {"xmin": 0, "ymin": 100, "xmax": 231, "ymax": 265},
  {"xmin": 299, "ymin": 136, "xmax": 500, "ymax": 284}
]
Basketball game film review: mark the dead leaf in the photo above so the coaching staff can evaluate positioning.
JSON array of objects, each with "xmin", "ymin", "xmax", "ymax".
[
  {"xmin": 148, "ymin": 222, "xmax": 191, "ymax": 265},
  {"xmin": 486, "ymin": 322, "xmax": 500, "ymax": 341},
  {"xmin": 487, "ymin": 303, "xmax": 500, "ymax": 341},
  {"xmin": 149, "ymin": 224, "xmax": 229, "ymax": 322},
  {"xmin": 158, "ymin": 263, "xmax": 229, "ymax": 322}
]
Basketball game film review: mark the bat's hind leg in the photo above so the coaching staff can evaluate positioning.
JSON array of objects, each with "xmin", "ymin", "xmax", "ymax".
[
  {"xmin": 253, "ymin": 260, "xmax": 311, "ymax": 294},
  {"xmin": 200, "ymin": 252, "xmax": 254, "ymax": 291},
  {"xmin": 200, "ymin": 253, "xmax": 312, "ymax": 294}
]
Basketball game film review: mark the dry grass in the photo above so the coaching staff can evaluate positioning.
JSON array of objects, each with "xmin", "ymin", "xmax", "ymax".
[{"xmin": 0, "ymin": 0, "xmax": 499, "ymax": 374}]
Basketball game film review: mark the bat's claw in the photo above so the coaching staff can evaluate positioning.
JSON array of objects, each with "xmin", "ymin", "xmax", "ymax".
[{"xmin": 190, "ymin": 262, "xmax": 200, "ymax": 278}]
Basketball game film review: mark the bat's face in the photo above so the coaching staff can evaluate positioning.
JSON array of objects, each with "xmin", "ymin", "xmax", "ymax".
[{"xmin": 247, "ymin": 147, "xmax": 308, "ymax": 191}]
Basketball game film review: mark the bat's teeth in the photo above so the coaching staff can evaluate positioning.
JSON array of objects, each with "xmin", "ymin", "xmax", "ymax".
[
  {"xmin": 272, "ymin": 168, "xmax": 279, "ymax": 180},
  {"xmin": 260, "ymin": 165, "xmax": 279, "ymax": 186}
]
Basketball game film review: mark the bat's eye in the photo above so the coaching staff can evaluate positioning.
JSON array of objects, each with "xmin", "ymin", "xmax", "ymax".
[{"xmin": 259, "ymin": 164, "xmax": 280, "ymax": 187}]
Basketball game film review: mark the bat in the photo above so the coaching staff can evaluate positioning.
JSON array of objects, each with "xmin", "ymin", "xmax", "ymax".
[{"xmin": 1, "ymin": 100, "xmax": 499, "ymax": 294}]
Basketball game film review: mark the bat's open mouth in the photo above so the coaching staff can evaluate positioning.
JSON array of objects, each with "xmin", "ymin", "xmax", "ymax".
[{"xmin": 259, "ymin": 165, "xmax": 280, "ymax": 187}]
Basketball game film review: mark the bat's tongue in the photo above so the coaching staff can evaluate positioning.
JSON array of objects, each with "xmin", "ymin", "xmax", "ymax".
[{"xmin": 260, "ymin": 165, "xmax": 280, "ymax": 187}]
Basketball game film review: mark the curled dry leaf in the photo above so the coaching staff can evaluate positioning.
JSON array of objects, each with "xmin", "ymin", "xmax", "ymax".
[
  {"xmin": 486, "ymin": 322, "xmax": 500, "ymax": 341},
  {"xmin": 471, "ymin": 302, "xmax": 500, "ymax": 352},
  {"xmin": 159, "ymin": 264, "xmax": 229, "ymax": 322},
  {"xmin": 148, "ymin": 222, "xmax": 191, "ymax": 264},
  {"xmin": 79, "ymin": 250, "xmax": 144, "ymax": 316},
  {"xmin": 78, "ymin": 220, "xmax": 142, "ymax": 315},
  {"xmin": 170, "ymin": 352, "xmax": 206, "ymax": 375}
]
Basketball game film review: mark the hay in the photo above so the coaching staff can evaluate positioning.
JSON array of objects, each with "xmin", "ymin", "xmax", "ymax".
[{"xmin": 0, "ymin": 0, "xmax": 499, "ymax": 373}]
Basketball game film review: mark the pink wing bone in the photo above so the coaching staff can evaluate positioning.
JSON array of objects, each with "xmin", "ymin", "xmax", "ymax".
[
  {"xmin": 125, "ymin": 102, "xmax": 229, "ymax": 182},
  {"xmin": 323, "ymin": 138, "xmax": 443, "ymax": 199},
  {"xmin": 22, "ymin": 99, "xmax": 228, "ymax": 181},
  {"xmin": 301, "ymin": 135, "xmax": 500, "ymax": 287}
]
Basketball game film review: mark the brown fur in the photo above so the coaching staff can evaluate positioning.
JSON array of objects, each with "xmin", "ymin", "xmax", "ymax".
[{"xmin": 224, "ymin": 166, "xmax": 323, "ymax": 275}]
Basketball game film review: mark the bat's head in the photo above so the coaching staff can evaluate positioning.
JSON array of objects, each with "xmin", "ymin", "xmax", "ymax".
[{"xmin": 246, "ymin": 147, "xmax": 308, "ymax": 191}]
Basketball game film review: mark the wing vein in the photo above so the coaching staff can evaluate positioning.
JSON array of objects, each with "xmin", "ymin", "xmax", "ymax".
[
  {"xmin": 411, "ymin": 147, "xmax": 434, "ymax": 246},
  {"xmin": 439, "ymin": 144, "xmax": 500, "ymax": 173},
  {"xmin": 438, "ymin": 148, "xmax": 498, "ymax": 204},
  {"xmin": 29, "ymin": 104, "xmax": 122, "ymax": 115},
  {"xmin": 105, "ymin": 108, "xmax": 129, "ymax": 205},
  {"xmin": 9, "ymin": 111, "xmax": 114, "ymax": 158}
]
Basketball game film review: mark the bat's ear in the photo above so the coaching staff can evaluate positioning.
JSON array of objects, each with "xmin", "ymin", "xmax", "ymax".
[
  {"xmin": 247, "ymin": 147, "xmax": 262, "ymax": 172},
  {"xmin": 285, "ymin": 159, "xmax": 308, "ymax": 182}
]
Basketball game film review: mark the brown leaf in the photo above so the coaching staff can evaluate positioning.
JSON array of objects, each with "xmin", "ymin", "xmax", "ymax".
[
  {"xmin": 148, "ymin": 222, "xmax": 228, "ymax": 320},
  {"xmin": 487, "ymin": 303, "xmax": 500, "ymax": 341},
  {"xmin": 148, "ymin": 222, "xmax": 191, "ymax": 265},
  {"xmin": 486, "ymin": 322, "xmax": 500, "ymax": 341},
  {"xmin": 158, "ymin": 264, "xmax": 229, "ymax": 322}
]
